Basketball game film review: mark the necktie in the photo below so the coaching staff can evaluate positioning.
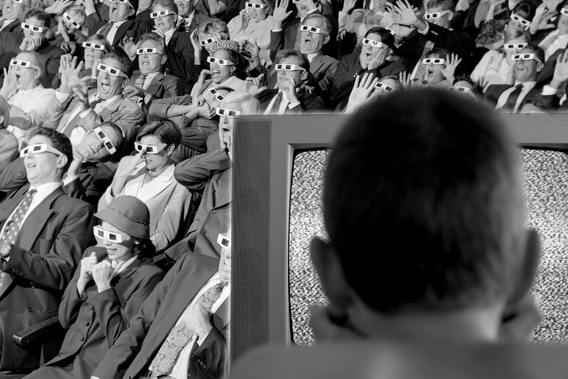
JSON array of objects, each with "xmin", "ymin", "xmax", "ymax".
[
  {"xmin": 148, "ymin": 282, "xmax": 226, "ymax": 378},
  {"xmin": 1, "ymin": 189, "xmax": 37, "ymax": 246},
  {"xmin": 98, "ymin": 21, "xmax": 114, "ymax": 40},
  {"xmin": 268, "ymin": 92, "xmax": 283, "ymax": 114},
  {"xmin": 503, "ymin": 84, "xmax": 523, "ymax": 113},
  {"xmin": 134, "ymin": 74, "xmax": 147, "ymax": 89}
]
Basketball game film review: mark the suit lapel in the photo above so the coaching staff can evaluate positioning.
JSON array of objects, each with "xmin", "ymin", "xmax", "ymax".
[
  {"xmin": 112, "ymin": 20, "xmax": 133, "ymax": 46},
  {"xmin": 310, "ymin": 53, "xmax": 325, "ymax": 74},
  {"xmin": 147, "ymin": 73, "xmax": 164, "ymax": 96},
  {"xmin": 137, "ymin": 165, "xmax": 175, "ymax": 203}
]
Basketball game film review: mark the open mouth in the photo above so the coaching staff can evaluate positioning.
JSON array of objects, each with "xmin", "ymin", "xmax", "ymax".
[
  {"xmin": 100, "ymin": 82, "xmax": 110, "ymax": 92},
  {"xmin": 26, "ymin": 163, "xmax": 36, "ymax": 169}
]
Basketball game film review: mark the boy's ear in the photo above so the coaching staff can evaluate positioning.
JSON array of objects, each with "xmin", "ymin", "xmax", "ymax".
[
  {"xmin": 310, "ymin": 237, "xmax": 353, "ymax": 311},
  {"xmin": 498, "ymin": 229, "xmax": 541, "ymax": 341}
]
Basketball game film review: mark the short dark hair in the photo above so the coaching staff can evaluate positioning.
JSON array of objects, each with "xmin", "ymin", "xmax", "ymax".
[
  {"xmin": 275, "ymin": 49, "xmax": 310, "ymax": 72},
  {"xmin": 99, "ymin": 122, "xmax": 126, "ymax": 157},
  {"xmin": 324, "ymin": 88, "xmax": 526, "ymax": 313},
  {"xmin": 364, "ymin": 27, "xmax": 395, "ymax": 49},
  {"xmin": 523, "ymin": 44, "xmax": 545, "ymax": 64},
  {"xmin": 512, "ymin": 0, "xmax": 536, "ymax": 21},
  {"xmin": 25, "ymin": 9, "xmax": 51, "ymax": 28},
  {"xmin": 139, "ymin": 32, "xmax": 166, "ymax": 50},
  {"xmin": 102, "ymin": 49, "xmax": 134, "ymax": 78},
  {"xmin": 29, "ymin": 127, "xmax": 73, "ymax": 175},
  {"xmin": 136, "ymin": 120, "xmax": 182, "ymax": 148}
]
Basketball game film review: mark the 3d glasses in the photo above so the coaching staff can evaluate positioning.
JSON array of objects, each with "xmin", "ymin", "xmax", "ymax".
[
  {"xmin": 216, "ymin": 107, "xmax": 241, "ymax": 118},
  {"xmin": 19, "ymin": 144, "xmax": 64, "ymax": 158},
  {"xmin": 93, "ymin": 226, "xmax": 124, "ymax": 243},
  {"xmin": 422, "ymin": 58, "xmax": 446, "ymax": 64},
  {"xmin": 97, "ymin": 62, "xmax": 128, "ymax": 78},
  {"xmin": 206, "ymin": 56, "xmax": 234, "ymax": 66},
  {"xmin": 134, "ymin": 141, "xmax": 168, "ymax": 154},
  {"xmin": 94, "ymin": 127, "xmax": 117, "ymax": 154}
]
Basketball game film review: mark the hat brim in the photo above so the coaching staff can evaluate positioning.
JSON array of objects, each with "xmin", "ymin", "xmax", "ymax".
[{"xmin": 94, "ymin": 207, "xmax": 150, "ymax": 240}]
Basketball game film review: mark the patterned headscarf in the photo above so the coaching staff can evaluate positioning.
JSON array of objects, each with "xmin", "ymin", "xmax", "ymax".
[{"xmin": 206, "ymin": 40, "xmax": 240, "ymax": 56}]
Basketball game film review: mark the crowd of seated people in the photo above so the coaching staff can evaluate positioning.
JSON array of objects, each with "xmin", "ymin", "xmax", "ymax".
[{"xmin": 0, "ymin": 0, "xmax": 566, "ymax": 376}]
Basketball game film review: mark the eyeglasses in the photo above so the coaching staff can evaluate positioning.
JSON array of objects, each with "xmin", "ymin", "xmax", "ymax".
[
  {"xmin": 275, "ymin": 63, "xmax": 305, "ymax": 71},
  {"xmin": 422, "ymin": 58, "xmax": 446, "ymax": 64},
  {"xmin": 511, "ymin": 53, "xmax": 539, "ymax": 62},
  {"xmin": 150, "ymin": 9, "xmax": 176, "ymax": 18},
  {"xmin": 207, "ymin": 56, "xmax": 234, "ymax": 66},
  {"xmin": 136, "ymin": 47, "xmax": 162, "ymax": 55},
  {"xmin": 63, "ymin": 12, "xmax": 81, "ymax": 29},
  {"xmin": 21, "ymin": 22, "xmax": 45, "ymax": 33},
  {"xmin": 450, "ymin": 86, "xmax": 471, "ymax": 93},
  {"xmin": 134, "ymin": 141, "xmax": 168, "ymax": 154},
  {"xmin": 93, "ymin": 127, "xmax": 117, "ymax": 154},
  {"xmin": 82, "ymin": 41, "xmax": 107, "ymax": 51},
  {"xmin": 199, "ymin": 38, "xmax": 216, "ymax": 46},
  {"xmin": 300, "ymin": 25, "xmax": 325, "ymax": 34},
  {"xmin": 362, "ymin": 38, "xmax": 386, "ymax": 48},
  {"xmin": 97, "ymin": 62, "xmax": 128, "ymax": 78},
  {"xmin": 216, "ymin": 107, "xmax": 241, "ymax": 118},
  {"xmin": 19, "ymin": 144, "xmax": 64, "ymax": 158},
  {"xmin": 245, "ymin": 2, "xmax": 266, "ymax": 8},
  {"xmin": 424, "ymin": 10, "xmax": 450, "ymax": 20},
  {"xmin": 93, "ymin": 226, "xmax": 124, "ymax": 243},
  {"xmin": 10, "ymin": 59, "xmax": 39, "ymax": 71},
  {"xmin": 110, "ymin": 0, "xmax": 132, "ymax": 5},
  {"xmin": 504, "ymin": 43, "xmax": 528, "ymax": 50},
  {"xmin": 208, "ymin": 87, "xmax": 225, "ymax": 101},
  {"xmin": 217, "ymin": 234, "xmax": 231, "ymax": 249},
  {"xmin": 374, "ymin": 82, "xmax": 394, "ymax": 91},
  {"xmin": 561, "ymin": 7, "xmax": 568, "ymax": 16},
  {"xmin": 12, "ymin": 0, "xmax": 25, "ymax": 4},
  {"xmin": 510, "ymin": 13, "xmax": 531, "ymax": 28}
]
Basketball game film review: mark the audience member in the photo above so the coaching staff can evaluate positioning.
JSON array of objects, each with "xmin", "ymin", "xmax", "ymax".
[
  {"xmin": 175, "ymin": 0, "xmax": 212, "ymax": 33},
  {"xmin": 23, "ymin": 196, "xmax": 164, "ymax": 379},
  {"xmin": 48, "ymin": 50, "xmax": 144, "ymax": 142},
  {"xmin": 0, "ymin": 127, "xmax": 94, "ymax": 372},
  {"xmin": 92, "ymin": 230, "xmax": 232, "ymax": 379},
  {"xmin": 165, "ymin": 91, "xmax": 259, "ymax": 261},
  {"xmin": 79, "ymin": 34, "xmax": 111, "ymax": 87},
  {"xmin": 0, "ymin": 97, "xmax": 17, "ymax": 172},
  {"xmin": 88, "ymin": 0, "xmax": 140, "ymax": 48},
  {"xmin": 0, "ymin": 0, "xmax": 30, "ymax": 35},
  {"xmin": 99, "ymin": 120, "xmax": 192, "ymax": 252},
  {"xmin": 256, "ymin": 49, "xmax": 324, "ymax": 113}
]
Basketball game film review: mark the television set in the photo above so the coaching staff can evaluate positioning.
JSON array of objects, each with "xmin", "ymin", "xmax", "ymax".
[{"xmin": 230, "ymin": 112, "xmax": 568, "ymax": 363}]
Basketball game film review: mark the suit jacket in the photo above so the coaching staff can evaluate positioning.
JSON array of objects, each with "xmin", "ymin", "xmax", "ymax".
[
  {"xmin": 92, "ymin": 253, "xmax": 229, "ymax": 379},
  {"xmin": 166, "ymin": 148, "xmax": 231, "ymax": 261},
  {"xmin": 0, "ymin": 19, "xmax": 22, "ymax": 36},
  {"xmin": 484, "ymin": 84, "xmax": 554, "ymax": 112},
  {"xmin": 177, "ymin": 12, "xmax": 212, "ymax": 35},
  {"xmin": 166, "ymin": 31, "xmax": 200, "ymax": 85},
  {"xmin": 31, "ymin": 255, "xmax": 164, "ymax": 379},
  {"xmin": 90, "ymin": 19, "xmax": 138, "ymax": 47},
  {"xmin": 0, "ymin": 129, "xmax": 18, "ymax": 172},
  {"xmin": 128, "ymin": 71, "xmax": 187, "ymax": 106},
  {"xmin": 46, "ymin": 89, "xmax": 145, "ymax": 143},
  {"xmin": 256, "ymin": 88, "xmax": 325, "ymax": 114},
  {"xmin": 0, "ymin": 187, "xmax": 94, "ymax": 371},
  {"xmin": 98, "ymin": 159, "xmax": 192, "ymax": 252}
]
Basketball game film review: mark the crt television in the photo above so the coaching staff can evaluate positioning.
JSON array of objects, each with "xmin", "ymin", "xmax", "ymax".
[{"xmin": 230, "ymin": 112, "xmax": 568, "ymax": 362}]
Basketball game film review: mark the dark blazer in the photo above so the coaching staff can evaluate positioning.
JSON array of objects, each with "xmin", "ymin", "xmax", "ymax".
[
  {"xmin": 90, "ymin": 19, "xmax": 138, "ymax": 47},
  {"xmin": 0, "ymin": 19, "xmax": 22, "ymax": 36},
  {"xmin": 92, "ymin": 253, "xmax": 229, "ymax": 379},
  {"xmin": 165, "ymin": 30, "xmax": 200, "ymax": 84},
  {"xmin": 256, "ymin": 88, "xmax": 325, "ymax": 114},
  {"xmin": 484, "ymin": 84, "xmax": 555, "ymax": 112},
  {"xmin": 27, "ymin": 254, "xmax": 164, "ymax": 379},
  {"xmin": 0, "ymin": 187, "xmax": 94, "ymax": 371},
  {"xmin": 166, "ymin": 148, "xmax": 231, "ymax": 261},
  {"xmin": 177, "ymin": 11, "xmax": 212, "ymax": 34}
]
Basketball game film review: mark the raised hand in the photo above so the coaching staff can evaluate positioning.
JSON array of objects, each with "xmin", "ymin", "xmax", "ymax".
[
  {"xmin": 392, "ymin": 0, "xmax": 419, "ymax": 27},
  {"xmin": 193, "ymin": 69, "xmax": 211, "ymax": 96},
  {"xmin": 279, "ymin": 76, "xmax": 298, "ymax": 102},
  {"xmin": 344, "ymin": 73, "xmax": 379, "ymax": 113},
  {"xmin": 398, "ymin": 70, "xmax": 414, "ymax": 88},
  {"xmin": 245, "ymin": 73, "xmax": 265, "ymax": 87},
  {"xmin": 77, "ymin": 252, "xmax": 98, "ymax": 295},
  {"xmin": 551, "ymin": 49, "xmax": 568, "ymax": 89},
  {"xmin": 45, "ymin": 0, "xmax": 74, "ymax": 14},
  {"xmin": 342, "ymin": 0, "xmax": 357, "ymax": 13},
  {"xmin": 122, "ymin": 36, "xmax": 138, "ymax": 60},
  {"xmin": 198, "ymin": 103, "xmax": 216, "ymax": 119},
  {"xmin": 367, "ymin": 48, "xmax": 390, "ymax": 70},
  {"xmin": 440, "ymin": 53, "xmax": 462, "ymax": 82},
  {"xmin": 59, "ymin": 41, "xmax": 77, "ymax": 54},
  {"xmin": 59, "ymin": 55, "xmax": 85, "ymax": 93},
  {"xmin": 67, "ymin": 146, "xmax": 85, "ymax": 178},
  {"xmin": 92, "ymin": 260, "xmax": 114, "ymax": 293},
  {"xmin": 273, "ymin": 0, "xmax": 293, "ymax": 27},
  {"xmin": 241, "ymin": 40, "xmax": 260, "ymax": 65},
  {"xmin": 1, "ymin": 66, "xmax": 17, "ymax": 98}
]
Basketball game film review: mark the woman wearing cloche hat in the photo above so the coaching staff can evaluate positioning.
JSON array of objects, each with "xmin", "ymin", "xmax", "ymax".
[{"xmin": 24, "ymin": 196, "xmax": 165, "ymax": 379}]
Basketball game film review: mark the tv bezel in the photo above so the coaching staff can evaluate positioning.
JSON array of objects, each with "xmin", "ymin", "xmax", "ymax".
[{"xmin": 231, "ymin": 112, "xmax": 568, "ymax": 363}]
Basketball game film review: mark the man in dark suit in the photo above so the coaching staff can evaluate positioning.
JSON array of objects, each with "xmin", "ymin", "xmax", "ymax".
[
  {"xmin": 88, "ymin": 0, "xmax": 140, "ymax": 48},
  {"xmin": 0, "ymin": 127, "xmax": 93, "ymax": 372},
  {"xmin": 91, "ymin": 234, "xmax": 231, "ymax": 379},
  {"xmin": 46, "ymin": 50, "xmax": 144, "ymax": 143},
  {"xmin": 123, "ymin": 32, "xmax": 188, "ymax": 107},
  {"xmin": 174, "ymin": 0, "xmax": 212, "ymax": 34},
  {"xmin": 256, "ymin": 49, "xmax": 324, "ymax": 114},
  {"xmin": 0, "ymin": 9, "xmax": 64, "ymax": 88},
  {"xmin": 484, "ymin": 45, "xmax": 553, "ymax": 113}
]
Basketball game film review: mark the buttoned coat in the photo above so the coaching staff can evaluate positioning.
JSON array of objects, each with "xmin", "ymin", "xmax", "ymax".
[
  {"xmin": 0, "ymin": 187, "xmax": 93, "ymax": 371},
  {"xmin": 24, "ymin": 255, "xmax": 164, "ymax": 379},
  {"xmin": 92, "ymin": 253, "xmax": 229, "ymax": 379}
]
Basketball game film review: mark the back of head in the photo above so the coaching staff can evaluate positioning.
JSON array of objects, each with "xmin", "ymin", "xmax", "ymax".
[{"xmin": 324, "ymin": 88, "xmax": 526, "ymax": 313}]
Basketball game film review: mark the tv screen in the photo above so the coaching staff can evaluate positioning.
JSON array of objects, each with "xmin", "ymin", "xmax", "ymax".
[{"xmin": 231, "ymin": 113, "xmax": 568, "ymax": 361}]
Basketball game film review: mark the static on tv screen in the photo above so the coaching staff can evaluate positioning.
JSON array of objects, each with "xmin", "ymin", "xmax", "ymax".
[{"xmin": 287, "ymin": 148, "xmax": 568, "ymax": 346}]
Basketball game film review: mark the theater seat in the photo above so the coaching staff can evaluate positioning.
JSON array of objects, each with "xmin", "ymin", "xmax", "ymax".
[{"xmin": 0, "ymin": 316, "xmax": 63, "ymax": 379}]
